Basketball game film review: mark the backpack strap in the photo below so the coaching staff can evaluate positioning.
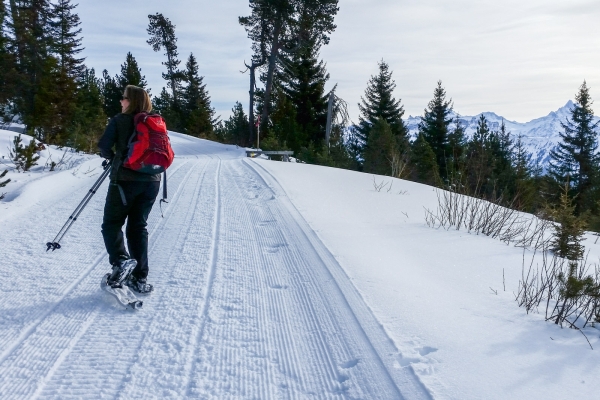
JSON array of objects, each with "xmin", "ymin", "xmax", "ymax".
[
  {"xmin": 110, "ymin": 182, "xmax": 128, "ymax": 206},
  {"xmin": 128, "ymin": 112, "xmax": 147, "ymax": 145},
  {"xmin": 159, "ymin": 170, "xmax": 168, "ymax": 218}
]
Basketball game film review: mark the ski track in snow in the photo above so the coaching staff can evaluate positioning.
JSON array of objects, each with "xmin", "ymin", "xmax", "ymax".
[
  {"xmin": 0, "ymin": 158, "xmax": 196, "ymax": 398},
  {"xmin": 0, "ymin": 152, "xmax": 430, "ymax": 399}
]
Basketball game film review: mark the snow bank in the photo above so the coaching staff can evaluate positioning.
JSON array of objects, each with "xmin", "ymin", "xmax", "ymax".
[
  {"xmin": 0, "ymin": 129, "xmax": 98, "ymax": 222},
  {"xmin": 257, "ymin": 159, "xmax": 600, "ymax": 399}
]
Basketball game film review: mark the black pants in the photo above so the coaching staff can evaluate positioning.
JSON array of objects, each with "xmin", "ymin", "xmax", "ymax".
[{"xmin": 101, "ymin": 181, "xmax": 160, "ymax": 279}]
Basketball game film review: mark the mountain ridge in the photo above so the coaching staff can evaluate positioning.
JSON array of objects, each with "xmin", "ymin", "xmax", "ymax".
[{"xmin": 404, "ymin": 100, "xmax": 600, "ymax": 167}]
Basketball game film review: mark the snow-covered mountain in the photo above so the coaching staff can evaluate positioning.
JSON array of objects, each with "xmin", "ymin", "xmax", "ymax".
[{"xmin": 405, "ymin": 101, "xmax": 600, "ymax": 167}]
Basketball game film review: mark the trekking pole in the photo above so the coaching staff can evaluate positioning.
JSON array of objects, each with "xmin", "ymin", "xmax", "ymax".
[{"xmin": 46, "ymin": 160, "xmax": 112, "ymax": 251}]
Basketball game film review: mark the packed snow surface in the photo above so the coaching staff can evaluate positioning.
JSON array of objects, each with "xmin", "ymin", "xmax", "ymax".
[{"xmin": 1, "ymin": 129, "xmax": 599, "ymax": 399}]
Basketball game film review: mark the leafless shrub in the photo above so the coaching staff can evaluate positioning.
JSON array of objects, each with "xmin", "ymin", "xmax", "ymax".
[
  {"xmin": 424, "ymin": 187, "xmax": 552, "ymax": 250},
  {"xmin": 82, "ymin": 166, "xmax": 98, "ymax": 176},
  {"xmin": 45, "ymin": 148, "xmax": 74, "ymax": 172},
  {"xmin": 372, "ymin": 176, "xmax": 389, "ymax": 192},
  {"xmin": 388, "ymin": 148, "xmax": 410, "ymax": 179},
  {"xmin": 516, "ymin": 249, "xmax": 600, "ymax": 338}
]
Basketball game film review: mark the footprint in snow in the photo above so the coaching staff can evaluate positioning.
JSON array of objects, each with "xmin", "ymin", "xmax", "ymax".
[
  {"xmin": 418, "ymin": 346, "xmax": 438, "ymax": 356},
  {"xmin": 269, "ymin": 284, "xmax": 288, "ymax": 290},
  {"xmin": 340, "ymin": 359, "xmax": 359, "ymax": 369}
]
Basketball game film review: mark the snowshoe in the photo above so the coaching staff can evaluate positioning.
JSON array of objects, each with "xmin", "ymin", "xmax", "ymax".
[
  {"xmin": 101, "ymin": 273, "xmax": 143, "ymax": 310},
  {"xmin": 126, "ymin": 275, "xmax": 154, "ymax": 294},
  {"xmin": 106, "ymin": 257, "xmax": 137, "ymax": 288}
]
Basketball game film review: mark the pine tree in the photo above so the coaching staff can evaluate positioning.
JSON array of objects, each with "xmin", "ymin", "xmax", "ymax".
[
  {"xmin": 239, "ymin": 0, "xmax": 339, "ymax": 133},
  {"xmin": 30, "ymin": 55, "xmax": 63, "ymax": 143},
  {"xmin": 418, "ymin": 81, "xmax": 453, "ymax": 181},
  {"xmin": 548, "ymin": 182, "xmax": 586, "ymax": 261},
  {"xmin": 320, "ymin": 122, "xmax": 355, "ymax": 169},
  {"xmin": 410, "ymin": 132, "xmax": 439, "ymax": 186},
  {"xmin": 278, "ymin": 41, "xmax": 329, "ymax": 152},
  {"xmin": 219, "ymin": 102, "xmax": 249, "ymax": 145},
  {"xmin": 548, "ymin": 81, "xmax": 600, "ymax": 215},
  {"xmin": 0, "ymin": 1, "xmax": 18, "ymax": 122},
  {"xmin": 466, "ymin": 114, "xmax": 493, "ymax": 196},
  {"xmin": 147, "ymin": 13, "xmax": 183, "ymax": 108},
  {"xmin": 9, "ymin": 133, "xmax": 25, "ymax": 170},
  {"xmin": 357, "ymin": 60, "xmax": 407, "ymax": 164},
  {"xmin": 512, "ymin": 134, "xmax": 536, "ymax": 211},
  {"xmin": 70, "ymin": 67, "xmax": 107, "ymax": 153},
  {"xmin": 463, "ymin": 115, "xmax": 517, "ymax": 200},
  {"xmin": 513, "ymin": 134, "xmax": 532, "ymax": 180},
  {"xmin": 10, "ymin": 133, "xmax": 39, "ymax": 171},
  {"xmin": 153, "ymin": 87, "xmax": 181, "ymax": 130},
  {"xmin": 46, "ymin": 0, "xmax": 84, "ymax": 145},
  {"xmin": 346, "ymin": 125, "xmax": 363, "ymax": 169},
  {"xmin": 101, "ymin": 69, "xmax": 121, "ymax": 117},
  {"xmin": 447, "ymin": 116, "xmax": 467, "ymax": 182},
  {"xmin": 7, "ymin": 0, "xmax": 54, "ymax": 136},
  {"xmin": 49, "ymin": 0, "xmax": 83, "ymax": 76},
  {"xmin": 101, "ymin": 53, "xmax": 147, "ymax": 118},
  {"xmin": 116, "ymin": 52, "xmax": 148, "ymax": 90},
  {"xmin": 269, "ymin": 88, "xmax": 301, "ymax": 150},
  {"xmin": 4, "ymin": 0, "xmax": 97, "ymax": 147},
  {"xmin": 550, "ymin": 183, "xmax": 595, "ymax": 327},
  {"xmin": 180, "ymin": 53, "xmax": 216, "ymax": 138},
  {"xmin": 363, "ymin": 117, "xmax": 396, "ymax": 176},
  {"xmin": 489, "ymin": 120, "xmax": 515, "ymax": 198}
]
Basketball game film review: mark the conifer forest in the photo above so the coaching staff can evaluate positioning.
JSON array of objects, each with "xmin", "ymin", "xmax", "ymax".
[{"xmin": 1, "ymin": 0, "xmax": 599, "ymax": 234}]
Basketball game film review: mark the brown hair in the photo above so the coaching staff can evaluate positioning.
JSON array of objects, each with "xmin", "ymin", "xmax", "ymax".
[{"xmin": 123, "ymin": 85, "xmax": 152, "ymax": 114}]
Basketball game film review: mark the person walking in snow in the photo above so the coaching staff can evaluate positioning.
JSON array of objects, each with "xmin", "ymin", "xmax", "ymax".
[{"xmin": 98, "ymin": 85, "xmax": 159, "ymax": 294}]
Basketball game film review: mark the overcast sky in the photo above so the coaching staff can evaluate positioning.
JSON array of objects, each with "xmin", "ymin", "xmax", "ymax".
[{"xmin": 78, "ymin": 0, "xmax": 600, "ymax": 123}]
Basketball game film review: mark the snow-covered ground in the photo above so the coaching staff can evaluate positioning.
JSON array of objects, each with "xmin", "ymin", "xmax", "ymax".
[{"xmin": 1, "ymin": 129, "xmax": 599, "ymax": 399}]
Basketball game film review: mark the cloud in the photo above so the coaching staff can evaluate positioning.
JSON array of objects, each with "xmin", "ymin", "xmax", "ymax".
[{"xmin": 77, "ymin": 0, "xmax": 600, "ymax": 123}]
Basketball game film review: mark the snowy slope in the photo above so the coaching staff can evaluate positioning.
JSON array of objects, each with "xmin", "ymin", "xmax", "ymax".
[
  {"xmin": 1, "ymin": 131, "xmax": 599, "ymax": 399},
  {"xmin": 0, "ymin": 130, "xmax": 99, "ymax": 222},
  {"xmin": 259, "ymin": 160, "xmax": 600, "ymax": 399},
  {"xmin": 405, "ymin": 101, "xmax": 600, "ymax": 167}
]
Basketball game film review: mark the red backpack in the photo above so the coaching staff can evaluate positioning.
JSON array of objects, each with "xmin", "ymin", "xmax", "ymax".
[{"xmin": 123, "ymin": 113, "xmax": 174, "ymax": 174}]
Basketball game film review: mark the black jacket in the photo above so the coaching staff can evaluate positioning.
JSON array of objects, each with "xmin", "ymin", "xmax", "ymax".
[{"xmin": 98, "ymin": 113, "xmax": 161, "ymax": 182}]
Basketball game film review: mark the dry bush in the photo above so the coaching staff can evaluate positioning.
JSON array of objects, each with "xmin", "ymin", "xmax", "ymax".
[
  {"xmin": 424, "ymin": 188, "xmax": 552, "ymax": 250},
  {"xmin": 516, "ymin": 249, "xmax": 600, "ymax": 333}
]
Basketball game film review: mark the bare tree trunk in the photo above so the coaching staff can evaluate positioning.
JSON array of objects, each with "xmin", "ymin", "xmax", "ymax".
[
  {"xmin": 248, "ymin": 64, "xmax": 256, "ymax": 146},
  {"xmin": 245, "ymin": 52, "xmax": 266, "ymax": 147},
  {"xmin": 165, "ymin": 39, "xmax": 177, "ymax": 108},
  {"xmin": 246, "ymin": 61, "xmax": 261, "ymax": 147},
  {"xmin": 260, "ymin": 17, "xmax": 282, "ymax": 133}
]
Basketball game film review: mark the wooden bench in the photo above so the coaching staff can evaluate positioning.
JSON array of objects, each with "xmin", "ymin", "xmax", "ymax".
[{"xmin": 246, "ymin": 150, "xmax": 294, "ymax": 162}]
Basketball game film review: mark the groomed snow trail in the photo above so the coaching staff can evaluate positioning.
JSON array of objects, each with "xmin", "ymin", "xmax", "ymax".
[{"xmin": 0, "ymin": 144, "xmax": 430, "ymax": 399}]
